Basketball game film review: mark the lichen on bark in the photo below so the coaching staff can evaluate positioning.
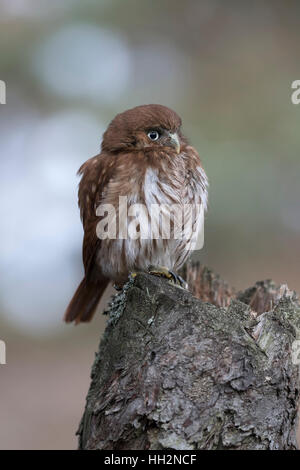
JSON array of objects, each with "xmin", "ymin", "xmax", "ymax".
[{"xmin": 78, "ymin": 263, "xmax": 300, "ymax": 450}]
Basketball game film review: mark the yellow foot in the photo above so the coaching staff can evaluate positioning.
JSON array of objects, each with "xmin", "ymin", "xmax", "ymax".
[{"xmin": 147, "ymin": 265, "xmax": 188, "ymax": 289}]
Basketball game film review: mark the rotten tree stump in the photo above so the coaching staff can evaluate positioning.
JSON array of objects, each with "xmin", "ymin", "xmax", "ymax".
[{"xmin": 78, "ymin": 261, "xmax": 300, "ymax": 450}]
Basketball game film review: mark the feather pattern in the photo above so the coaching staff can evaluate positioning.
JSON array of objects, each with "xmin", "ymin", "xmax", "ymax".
[{"xmin": 64, "ymin": 104, "xmax": 208, "ymax": 323}]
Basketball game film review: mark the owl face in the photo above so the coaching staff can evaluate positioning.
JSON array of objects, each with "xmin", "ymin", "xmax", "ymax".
[
  {"xmin": 134, "ymin": 126, "xmax": 181, "ymax": 154},
  {"xmin": 101, "ymin": 104, "xmax": 184, "ymax": 154}
]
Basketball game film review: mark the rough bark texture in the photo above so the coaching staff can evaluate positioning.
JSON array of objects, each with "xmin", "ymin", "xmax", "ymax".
[{"xmin": 78, "ymin": 261, "xmax": 300, "ymax": 450}]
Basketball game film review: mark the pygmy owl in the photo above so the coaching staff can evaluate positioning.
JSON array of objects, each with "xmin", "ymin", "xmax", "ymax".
[{"xmin": 64, "ymin": 104, "xmax": 208, "ymax": 323}]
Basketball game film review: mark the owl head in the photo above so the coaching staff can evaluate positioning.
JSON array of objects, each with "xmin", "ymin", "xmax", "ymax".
[{"xmin": 101, "ymin": 104, "xmax": 185, "ymax": 154}]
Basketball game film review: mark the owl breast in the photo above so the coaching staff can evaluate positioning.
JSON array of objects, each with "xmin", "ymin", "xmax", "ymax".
[{"xmin": 97, "ymin": 155, "xmax": 207, "ymax": 283}]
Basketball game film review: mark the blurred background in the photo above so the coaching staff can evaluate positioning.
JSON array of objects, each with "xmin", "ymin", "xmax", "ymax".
[{"xmin": 0, "ymin": 0, "xmax": 299, "ymax": 449}]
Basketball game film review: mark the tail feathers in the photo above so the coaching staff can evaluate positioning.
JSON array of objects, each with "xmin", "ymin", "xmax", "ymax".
[{"xmin": 64, "ymin": 278, "xmax": 108, "ymax": 324}]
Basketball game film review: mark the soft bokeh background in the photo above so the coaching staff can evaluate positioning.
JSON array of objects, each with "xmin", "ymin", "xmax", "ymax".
[{"xmin": 0, "ymin": 0, "xmax": 299, "ymax": 449}]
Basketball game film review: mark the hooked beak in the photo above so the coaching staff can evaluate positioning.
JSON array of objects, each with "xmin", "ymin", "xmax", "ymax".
[{"xmin": 168, "ymin": 132, "xmax": 180, "ymax": 154}]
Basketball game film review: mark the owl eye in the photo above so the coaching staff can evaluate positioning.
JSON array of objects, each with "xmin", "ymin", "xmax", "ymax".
[{"xmin": 147, "ymin": 130, "xmax": 160, "ymax": 141}]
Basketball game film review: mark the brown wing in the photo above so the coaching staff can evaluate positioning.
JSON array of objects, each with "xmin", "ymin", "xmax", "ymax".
[{"xmin": 77, "ymin": 153, "xmax": 113, "ymax": 281}]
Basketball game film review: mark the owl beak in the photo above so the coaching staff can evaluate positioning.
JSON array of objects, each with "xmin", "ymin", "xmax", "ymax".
[{"xmin": 168, "ymin": 132, "xmax": 180, "ymax": 154}]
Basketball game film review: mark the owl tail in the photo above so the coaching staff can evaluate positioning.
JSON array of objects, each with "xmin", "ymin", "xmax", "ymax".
[{"xmin": 64, "ymin": 278, "xmax": 109, "ymax": 324}]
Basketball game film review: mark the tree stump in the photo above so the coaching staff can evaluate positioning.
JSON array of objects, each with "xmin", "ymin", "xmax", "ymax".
[{"xmin": 78, "ymin": 261, "xmax": 300, "ymax": 450}]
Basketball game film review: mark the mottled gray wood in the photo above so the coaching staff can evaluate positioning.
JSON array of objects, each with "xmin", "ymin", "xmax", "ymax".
[{"xmin": 78, "ymin": 264, "xmax": 300, "ymax": 450}]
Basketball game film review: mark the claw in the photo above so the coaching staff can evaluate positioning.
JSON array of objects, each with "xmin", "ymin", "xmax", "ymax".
[
  {"xmin": 113, "ymin": 283, "xmax": 123, "ymax": 291},
  {"xmin": 147, "ymin": 265, "xmax": 188, "ymax": 290}
]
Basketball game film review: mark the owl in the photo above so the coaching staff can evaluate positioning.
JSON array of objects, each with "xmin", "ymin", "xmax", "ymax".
[{"xmin": 64, "ymin": 104, "xmax": 208, "ymax": 323}]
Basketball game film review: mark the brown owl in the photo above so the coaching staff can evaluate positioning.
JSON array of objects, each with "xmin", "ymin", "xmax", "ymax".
[{"xmin": 64, "ymin": 104, "xmax": 208, "ymax": 323}]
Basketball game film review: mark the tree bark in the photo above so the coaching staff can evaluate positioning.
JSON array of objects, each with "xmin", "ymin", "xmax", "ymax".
[{"xmin": 78, "ymin": 261, "xmax": 300, "ymax": 450}]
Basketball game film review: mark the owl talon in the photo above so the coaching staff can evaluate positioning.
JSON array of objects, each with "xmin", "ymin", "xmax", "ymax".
[
  {"xmin": 171, "ymin": 272, "xmax": 188, "ymax": 290},
  {"xmin": 113, "ymin": 283, "xmax": 123, "ymax": 291},
  {"xmin": 147, "ymin": 265, "xmax": 188, "ymax": 289}
]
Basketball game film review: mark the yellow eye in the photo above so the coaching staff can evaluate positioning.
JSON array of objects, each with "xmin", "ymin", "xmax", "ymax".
[{"xmin": 147, "ymin": 130, "xmax": 160, "ymax": 141}]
